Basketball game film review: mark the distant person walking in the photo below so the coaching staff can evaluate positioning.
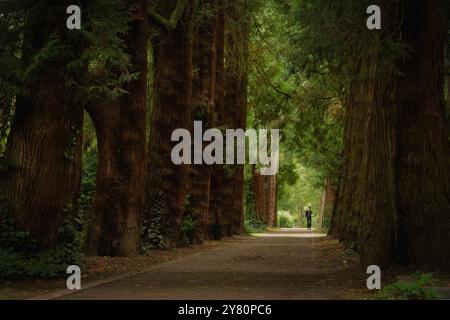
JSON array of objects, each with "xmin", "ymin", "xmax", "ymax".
[{"xmin": 305, "ymin": 207, "xmax": 313, "ymax": 230}]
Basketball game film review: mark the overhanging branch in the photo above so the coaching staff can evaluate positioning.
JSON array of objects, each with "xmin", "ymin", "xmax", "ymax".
[{"xmin": 148, "ymin": 0, "xmax": 186, "ymax": 30}]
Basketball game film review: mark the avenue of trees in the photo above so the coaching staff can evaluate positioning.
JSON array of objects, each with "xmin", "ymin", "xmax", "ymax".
[{"xmin": 0, "ymin": 0, "xmax": 449, "ymax": 278}]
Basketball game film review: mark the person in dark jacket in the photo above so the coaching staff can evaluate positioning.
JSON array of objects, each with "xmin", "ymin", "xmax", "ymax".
[{"xmin": 305, "ymin": 207, "xmax": 313, "ymax": 230}]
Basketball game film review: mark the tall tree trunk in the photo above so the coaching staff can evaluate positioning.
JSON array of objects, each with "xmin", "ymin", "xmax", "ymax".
[
  {"xmin": 331, "ymin": 71, "xmax": 369, "ymax": 245},
  {"xmin": 396, "ymin": 0, "xmax": 450, "ymax": 269},
  {"xmin": 186, "ymin": 0, "xmax": 218, "ymax": 244},
  {"xmin": 253, "ymin": 169, "xmax": 278, "ymax": 227},
  {"xmin": 334, "ymin": 45, "xmax": 398, "ymax": 267},
  {"xmin": 357, "ymin": 63, "xmax": 398, "ymax": 268},
  {"xmin": 332, "ymin": 52, "xmax": 397, "ymax": 267},
  {"xmin": 145, "ymin": 1, "xmax": 194, "ymax": 248},
  {"xmin": 209, "ymin": 0, "xmax": 250, "ymax": 238},
  {"xmin": 332, "ymin": 1, "xmax": 401, "ymax": 267},
  {"xmin": 333, "ymin": 0, "xmax": 450, "ymax": 271},
  {"xmin": 225, "ymin": 0, "xmax": 250, "ymax": 235},
  {"xmin": 357, "ymin": 0, "xmax": 450, "ymax": 270},
  {"xmin": 208, "ymin": 0, "xmax": 226, "ymax": 240},
  {"xmin": 0, "ymin": 3, "xmax": 84, "ymax": 250},
  {"xmin": 87, "ymin": 0, "xmax": 149, "ymax": 257},
  {"xmin": 320, "ymin": 178, "xmax": 336, "ymax": 228},
  {"xmin": 252, "ymin": 168, "xmax": 266, "ymax": 224},
  {"xmin": 266, "ymin": 175, "xmax": 277, "ymax": 227},
  {"xmin": 319, "ymin": 180, "xmax": 327, "ymax": 227},
  {"xmin": 232, "ymin": 166, "xmax": 246, "ymax": 233}
]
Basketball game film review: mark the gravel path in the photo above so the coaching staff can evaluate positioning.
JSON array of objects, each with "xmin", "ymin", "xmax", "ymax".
[{"xmin": 58, "ymin": 228, "xmax": 366, "ymax": 300}]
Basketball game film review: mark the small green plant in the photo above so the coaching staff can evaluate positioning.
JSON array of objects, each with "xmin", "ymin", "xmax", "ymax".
[
  {"xmin": 373, "ymin": 273, "xmax": 443, "ymax": 300},
  {"xmin": 180, "ymin": 215, "xmax": 196, "ymax": 245},
  {"xmin": 141, "ymin": 192, "xmax": 169, "ymax": 251},
  {"xmin": 244, "ymin": 218, "xmax": 267, "ymax": 234},
  {"xmin": 141, "ymin": 215, "xmax": 165, "ymax": 252},
  {"xmin": 64, "ymin": 126, "xmax": 80, "ymax": 161}
]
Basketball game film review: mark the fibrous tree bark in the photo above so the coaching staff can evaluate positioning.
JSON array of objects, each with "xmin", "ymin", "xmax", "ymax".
[
  {"xmin": 185, "ymin": 0, "xmax": 218, "ymax": 244},
  {"xmin": 355, "ymin": 0, "xmax": 450, "ymax": 270},
  {"xmin": 319, "ymin": 178, "xmax": 336, "ymax": 228},
  {"xmin": 357, "ymin": 61, "xmax": 398, "ymax": 268},
  {"xmin": 252, "ymin": 168, "xmax": 277, "ymax": 227},
  {"xmin": 87, "ymin": 0, "xmax": 149, "ymax": 257},
  {"xmin": 267, "ymin": 175, "xmax": 277, "ymax": 227},
  {"xmin": 207, "ymin": 0, "xmax": 226, "ymax": 240},
  {"xmin": 395, "ymin": 0, "xmax": 450, "ymax": 269},
  {"xmin": 209, "ymin": 0, "xmax": 250, "ymax": 238},
  {"xmin": 145, "ymin": 0, "xmax": 195, "ymax": 248},
  {"xmin": 333, "ymin": 38, "xmax": 401, "ymax": 267},
  {"xmin": 0, "ymin": 2, "xmax": 85, "ymax": 250},
  {"xmin": 252, "ymin": 167, "xmax": 265, "ymax": 224},
  {"xmin": 333, "ymin": 0, "xmax": 450, "ymax": 270},
  {"xmin": 225, "ymin": 0, "xmax": 250, "ymax": 235},
  {"xmin": 330, "ymin": 64, "xmax": 371, "ymax": 247}
]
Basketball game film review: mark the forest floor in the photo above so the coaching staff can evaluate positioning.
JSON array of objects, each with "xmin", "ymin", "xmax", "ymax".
[
  {"xmin": 0, "ymin": 238, "xmax": 231, "ymax": 300},
  {"xmin": 53, "ymin": 229, "xmax": 369, "ymax": 299},
  {"xmin": 5, "ymin": 228, "xmax": 447, "ymax": 300}
]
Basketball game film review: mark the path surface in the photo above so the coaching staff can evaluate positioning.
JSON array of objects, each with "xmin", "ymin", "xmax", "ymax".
[{"xmin": 58, "ymin": 228, "xmax": 366, "ymax": 300}]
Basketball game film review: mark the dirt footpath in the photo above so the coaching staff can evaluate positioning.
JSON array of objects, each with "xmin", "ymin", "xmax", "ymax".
[{"xmin": 57, "ymin": 228, "xmax": 368, "ymax": 300}]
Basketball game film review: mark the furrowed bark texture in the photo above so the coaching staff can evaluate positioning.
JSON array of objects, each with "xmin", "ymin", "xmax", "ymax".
[
  {"xmin": 186, "ymin": 0, "xmax": 218, "ymax": 244},
  {"xmin": 146, "ymin": 1, "xmax": 194, "ymax": 248},
  {"xmin": 252, "ymin": 170, "xmax": 277, "ymax": 227},
  {"xmin": 0, "ymin": 3, "xmax": 84, "ymax": 250},
  {"xmin": 225, "ymin": 0, "xmax": 250, "ymax": 235},
  {"xmin": 395, "ymin": 0, "xmax": 450, "ymax": 269},
  {"xmin": 208, "ymin": 0, "xmax": 226, "ymax": 240},
  {"xmin": 87, "ymin": 0, "xmax": 149, "ymax": 257},
  {"xmin": 333, "ymin": 0, "xmax": 450, "ymax": 270}
]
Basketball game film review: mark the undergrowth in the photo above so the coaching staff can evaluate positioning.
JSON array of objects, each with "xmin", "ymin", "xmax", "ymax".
[{"xmin": 372, "ymin": 273, "xmax": 443, "ymax": 300}]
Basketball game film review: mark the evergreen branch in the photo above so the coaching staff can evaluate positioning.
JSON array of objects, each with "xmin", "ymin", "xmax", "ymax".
[{"xmin": 148, "ymin": 0, "xmax": 186, "ymax": 30}]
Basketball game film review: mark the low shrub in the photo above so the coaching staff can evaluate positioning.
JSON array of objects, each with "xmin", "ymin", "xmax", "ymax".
[
  {"xmin": 277, "ymin": 211, "xmax": 294, "ymax": 228},
  {"xmin": 244, "ymin": 219, "xmax": 268, "ymax": 234},
  {"xmin": 373, "ymin": 273, "xmax": 443, "ymax": 300},
  {"xmin": 0, "ymin": 201, "xmax": 88, "ymax": 279}
]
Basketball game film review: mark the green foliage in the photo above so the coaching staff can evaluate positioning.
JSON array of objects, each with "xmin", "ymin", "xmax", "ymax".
[
  {"xmin": 179, "ymin": 194, "xmax": 196, "ymax": 245},
  {"xmin": 247, "ymin": 0, "xmax": 408, "ymax": 214},
  {"xmin": 321, "ymin": 210, "xmax": 332, "ymax": 231},
  {"xmin": 0, "ymin": 1, "xmax": 133, "ymax": 106},
  {"xmin": 373, "ymin": 273, "xmax": 443, "ymax": 300},
  {"xmin": 194, "ymin": 0, "xmax": 218, "ymax": 27},
  {"xmin": 0, "ymin": 199, "xmax": 88, "ymax": 279},
  {"xmin": 277, "ymin": 162, "xmax": 322, "ymax": 219},
  {"xmin": 277, "ymin": 211, "xmax": 294, "ymax": 228},
  {"xmin": 64, "ymin": 126, "xmax": 81, "ymax": 161},
  {"xmin": 246, "ymin": 1, "xmax": 344, "ymax": 216},
  {"xmin": 180, "ymin": 215, "xmax": 196, "ymax": 246},
  {"xmin": 79, "ymin": 123, "xmax": 97, "ymax": 232},
  {"xmin": 141, "ymin": 189, "xmax": 167, "ymax": 254},
  {"xmin": 0, "ymin": 79, "xmax": 14, "ymax": 155},
  {"xmin": 244, "ymin": 219, "xmax": 267, "ymax": 234},
  {"xmin": 0, "ymin": 129, "xmax": 96, "ymax": 279},
  {"xmin": 81, "ymin": 147, "xmax": 97, "ymax": 197},
  {"xmin": 141, "ymin": 215, "xmax": 165, "ymax": 252},
  {"xmin": 243, "ymin": 167, "xmax": 268, "ymax": 234}
]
